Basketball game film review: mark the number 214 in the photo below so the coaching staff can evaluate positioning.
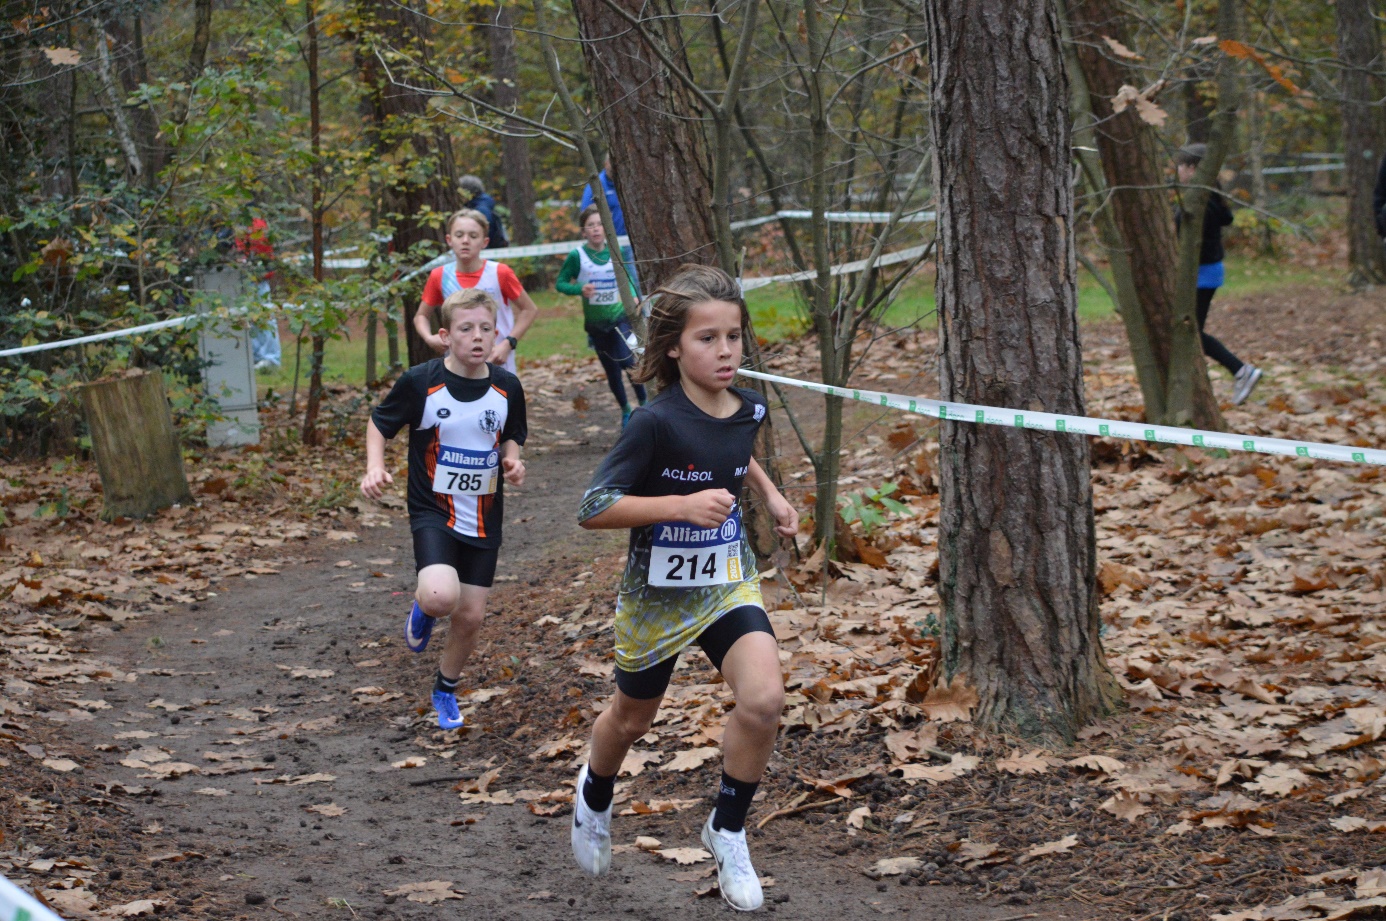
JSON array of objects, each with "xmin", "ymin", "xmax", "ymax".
[{"xmin": 663, "ymin": 553, "xmax": 718, "ymax": 581}]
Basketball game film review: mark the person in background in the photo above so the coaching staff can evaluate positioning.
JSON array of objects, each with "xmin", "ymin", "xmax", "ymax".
[
  {"xmin": 459, "ymin": 175, "xmax": 509, "ymax": 250},
  {"xmin": 236, "ymin": 216, "xmax": 280, "ymax": 371},
  {"xmin": 579, "ymin": 154, "xmax": 639, "ymax": 295},
  {"xmin": 1174, "ymin": 143, "xmax": 1262, "ymax": 406},
  {"xmin": 1373, "ymin": 152, "xmax": 1386, "ymax": 238}
]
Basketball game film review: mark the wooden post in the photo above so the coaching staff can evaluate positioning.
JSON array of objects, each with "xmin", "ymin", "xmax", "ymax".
[{"xmin": 79, "ymin": 369, "xmax": 193, "ymax": 520}]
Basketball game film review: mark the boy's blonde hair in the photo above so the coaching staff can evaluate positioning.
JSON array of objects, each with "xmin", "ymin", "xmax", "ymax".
[
  {"xmin": 446, "ymin": 208, "xmax": 490, "ymax": 237},
  {"xmin": 439, "ymin": 288, "xmax": 498, "ymax": 331}
]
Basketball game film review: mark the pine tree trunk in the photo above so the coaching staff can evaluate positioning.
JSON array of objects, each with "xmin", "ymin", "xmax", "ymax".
[
  {"xmin": 1337, "ymin": 0, "xmax": 1386, "ymax": 287},
  {"xmin": 79, "ymin": 371, "xmax": 192, "ymax": 520},
  {"xmin": 925, "ymin": 0, "xmax": 1118, "ymax": 740},
  {"xmin": 569, "ymin": 0, "xmax": 718, "ymax": 289}
]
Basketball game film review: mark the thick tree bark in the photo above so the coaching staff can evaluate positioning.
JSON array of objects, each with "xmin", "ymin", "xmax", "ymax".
[
  {"xmin": 1067, "ymin": 0, "xmax": 1219, "ymax": 429},
  {"xmin": 485, "ymin": 4, "xmax": 542, "ymax": 263},
  {"xmin": 1337, "ymin": 0, "xmax": 1386, "ymax": 287},
  {"xmin": 925, "ymin": 0, "xmax": 1118, "ymax": 740},
  {"xmin": 355, "ymin": 0, "xmax": 459, "ymax": 367},
  {"xmin": 569, "ymin": 0, "xmax": 718, "ymax": 289}
]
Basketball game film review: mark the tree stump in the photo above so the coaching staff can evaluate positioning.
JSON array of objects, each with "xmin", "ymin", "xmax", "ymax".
[{"xmin": 79, "ymin": 369, "xmax": 193, "ymax": 520}]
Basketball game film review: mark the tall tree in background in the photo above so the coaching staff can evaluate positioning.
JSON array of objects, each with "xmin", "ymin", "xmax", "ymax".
[
  {"xmin": 355, "ymin": 0, "xmax": 459, "ymax": 367},
  {"xmin": 569, "ymin": 0, "xmax": 718, "ymax": 289},
  {"xmin": 1067, "ymin": 0, "xmax": 1223, "ymax": 431},
  {"xmin": 1336, "ymin": 0, "xmax": 1386, "ymax": 288},
  {"xmin": 484, "ymin": 3, "xmax": 543, "ymax": 278},
  {"xmin": 925, "ymin": 0, "xmax": 1117, "ymax": 739}
]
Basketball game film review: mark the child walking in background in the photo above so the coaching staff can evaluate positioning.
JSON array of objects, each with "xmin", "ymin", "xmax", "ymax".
[
  {"xmin": 556, "ymin": 204, "xmax": 645, "ymax": 426},
  {"xmin": 414, "ymin": 209, "xmax": 538, "ymax": 375},
  {"xmin": 571, "ymin": 265, "xmax": 798, "ymax": 912},
  {"xmin": 362, "ymin": 288, "xmax": 527, "ymax": 731},
  {"xmin": 1175, "ymin": 143, "xmax": 1263, "ymax": 405}
]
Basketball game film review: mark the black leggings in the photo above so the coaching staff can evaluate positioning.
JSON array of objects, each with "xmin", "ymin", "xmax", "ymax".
[
  {"xmin": 614, "ymin": 605, "xmax": 775, "ymax": 700},
  {"xmin": 587, "ymin": 320, "xmax": 646, "ymax": 409},
  {"xmin": 1196, "ymin": 288, "xmax": 1244, "ymax": 376}
]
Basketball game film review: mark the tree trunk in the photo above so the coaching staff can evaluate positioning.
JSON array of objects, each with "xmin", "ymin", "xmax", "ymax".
[
  {"xmin": 1337, "ymin": 0, "xmax": 1386, "ymax": 287},
  {"xmin": 1067, "ymin": 0, "xmax": 1222, "ymax": 430},
  {"xmin": 355, "ymin": 0, "xmax": 460, "ymax": 367},
  {"xmin": 570, "ymin": 0, "xmax": 718, "ymax": 290},
  {"xmin": 925, "ymin": 0, "xmax": 1118, "ymax": 740},
  {"xmin": 79, "ymin": 371, "xmax": 193, "ymax": 520},
  {"xmin": 303, "ymin": 1, "xmax": 327, "ymax": 446},
  {"xmin": 486, "ymin": 3, "xmax": 545, "ymax": 285}
]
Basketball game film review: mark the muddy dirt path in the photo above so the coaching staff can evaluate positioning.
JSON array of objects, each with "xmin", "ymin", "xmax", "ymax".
[{"xmin": 35, "ymin": 400, "xmax": 1086, "ymax": 921}]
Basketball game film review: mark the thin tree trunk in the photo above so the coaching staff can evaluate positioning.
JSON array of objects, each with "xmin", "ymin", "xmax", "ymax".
[
  {"xmin": 1337, "ymin": 0, "xmax": 1386, "ymax": 287},
  {"xmin": 1068, "ymin": 0, "xmax": 1221, "ymax": 429},
  {"xmin": 569, "ymin": 0, "xmax": 718, "ymax": 289},
  {"xmin": 365, "ymin": 309, "xmax": 378, "ymax": 389},
  {"xmin": 170, "ymin": 0, "xmax": 213, "ymax": 128},
  {"xmin": 925, "ymin": 0, "xmax": 1117, "ymax": 740},
  {"xmin": 92, "ymin": 19, "xmax": 142, "ymax": 181},
  {"xmin": 486, "ymin": 3, "xmax": 544, "ymax": 285},
  {"xmin": 302, "ymin": 2, "xmax": 327, "ymax": 446},
  {"xmin": 1166, "ymin": 0, "xmax": 1238, "ymax": 429},
  {"xmin": 1246, "ymin": 89, "xmax": 1275, "ymax": 255},
  {"xmin": 355, "ymin": 0, "xmax": 460, "ymax": 367}
]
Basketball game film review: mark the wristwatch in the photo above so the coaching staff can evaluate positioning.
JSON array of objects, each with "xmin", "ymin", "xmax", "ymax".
[{"xmin": 505, "ymin": 335, "xmax": 518, "ymax": 350}]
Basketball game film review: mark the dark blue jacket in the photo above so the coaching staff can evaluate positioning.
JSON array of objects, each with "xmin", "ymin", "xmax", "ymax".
[
  {"xmin": 466, "ymin": 192, "xmax": 509, "ymax": 249},
  {"xmin": 578, "ymin": 172, "xmax": 627, "ymax": 239}
]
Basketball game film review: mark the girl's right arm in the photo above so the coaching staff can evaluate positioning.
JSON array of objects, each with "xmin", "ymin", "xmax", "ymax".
[
  {"xmin": 360, "ymin": 419, "xmax": 394, "ymax": 499},
  {"xmin": 582, "ymin": 489, "xmax": 734, "ymax": 531},
  {"xmin": 555, "ymin": 251, "xmax": 583, "ymax": 297}
]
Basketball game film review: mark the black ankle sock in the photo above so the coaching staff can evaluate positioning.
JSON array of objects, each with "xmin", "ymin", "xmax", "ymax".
[
  {"xmin": 433, "ymin": 671, "xmax": 459, "ymax": 695},
  {"xmin": 712, "ymin": 771, "xmax": 760, "ymax": 833},
  {"xmin": 582, "ymin": 766, "xmax": 616, "ymax": 813}
]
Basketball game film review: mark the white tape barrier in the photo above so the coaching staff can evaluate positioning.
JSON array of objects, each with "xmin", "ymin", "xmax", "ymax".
[
  {"xmin": 3, "ymin": 236, "xmax": 930, "ymax": 357},
  {"xmin": 1, "ymin": 875, "xmax": 65, "ymax": 921},
  {"xmin": 737, "ymin": 368, "xmax": 1386, "ymax": 467},
  {"xmin": 740, "ymin": 243, "xmax": 930, "ymax": 291},
  {"xmin": 730, "ymin": 209, "xmax": 936, "ymax": 231}
]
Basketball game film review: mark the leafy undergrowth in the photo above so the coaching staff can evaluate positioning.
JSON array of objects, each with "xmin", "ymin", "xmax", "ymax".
[{"xmin": 2, "ymin": 287, "xmax": 1384, "ymax": 920}]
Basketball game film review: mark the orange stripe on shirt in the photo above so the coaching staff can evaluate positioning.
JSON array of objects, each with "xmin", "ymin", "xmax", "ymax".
[
  {"xmin": 490, "ymin": 384, "xmax": 507, "ymax": 399},
  {"xmin": 427, "ymin": 383, "xmax": 446, "ymax": 395}
]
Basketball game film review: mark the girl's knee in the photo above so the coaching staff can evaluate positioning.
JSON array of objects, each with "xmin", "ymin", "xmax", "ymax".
[
  {"xmin": 737, "ymin": 683, "xmax": 785, "ymax": 729},
  {"xmin": 608, "ymin": 700, "xmax": 659, "ymax": 741}
]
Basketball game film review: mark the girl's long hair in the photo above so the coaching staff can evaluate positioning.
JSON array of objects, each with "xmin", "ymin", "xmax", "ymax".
[{"xmin": 631, "ymin": 264, "xmax": 750, "ymax": 390}]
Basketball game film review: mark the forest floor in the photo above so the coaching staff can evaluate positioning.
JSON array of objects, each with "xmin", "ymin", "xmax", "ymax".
[{"xmin": 1, "ymin": 279, "xmax": 1385, "ymax": 921}]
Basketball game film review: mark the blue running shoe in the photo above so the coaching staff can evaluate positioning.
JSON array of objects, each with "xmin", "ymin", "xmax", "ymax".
[
  {"xmin": 432, "ymin": 689, "xmax": 464, "ymax": 731},
  {"xmin": 621, "ymin": 407, "xmax": 634, "ymax": 428},
  {"xmin": 404, "ymin": 600, "xmax": 435, "ymax": 653}
]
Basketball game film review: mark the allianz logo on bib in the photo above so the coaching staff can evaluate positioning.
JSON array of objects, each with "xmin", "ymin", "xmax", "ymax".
[
  {"xmin": 438, "ymin": 446, "xmax": 498, "ymax": 468},
  {"xmin": 662, "ymin": 464, "xmax": 713, "ymax": 482},
  {"xmin": 656, "ymin": 515, "xmax": 740, "ymax": 547}
]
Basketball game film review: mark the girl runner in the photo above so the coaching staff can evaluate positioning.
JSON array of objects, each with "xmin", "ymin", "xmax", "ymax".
[
  {"xmin": 571, "ymin": 264, "xmax": 798, "ymax": 912},
  {"xmin": 362, "ymin": 288, "xmax": 527, "ymax": 731},
  {"xmin": 556, "ymin": 204, "xmax": 646, "ymax": 426},
  {"xmin": 414, "ymin": 208, "xmax": 538, "ymax": 374}
]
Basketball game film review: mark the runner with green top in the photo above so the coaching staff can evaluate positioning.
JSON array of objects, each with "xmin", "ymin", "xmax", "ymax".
[{"xmin": 557, "ymin": 204, "xmax": 646, "ymax": 426}]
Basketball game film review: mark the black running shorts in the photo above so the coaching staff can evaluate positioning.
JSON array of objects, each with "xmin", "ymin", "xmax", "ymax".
[
  {"xmin": 412, "ymin": 527, "xmax": 499, "ymax": 588},
  {"xmin": 614, "ymin": 605, "xmax": 775, "ymax": 700}
]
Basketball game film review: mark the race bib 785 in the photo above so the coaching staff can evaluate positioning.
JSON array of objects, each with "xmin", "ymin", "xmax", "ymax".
[{"xmin": 433, "ymin": 444, "xmax": 499, "ymax": 496}]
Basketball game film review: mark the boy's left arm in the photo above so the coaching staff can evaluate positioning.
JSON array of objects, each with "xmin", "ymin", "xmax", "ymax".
[{"xmin": 744, "ymin": 458, "xmax": 798, "ymax": 537}]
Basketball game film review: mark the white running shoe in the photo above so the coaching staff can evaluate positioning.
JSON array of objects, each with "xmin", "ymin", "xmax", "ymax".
[
  {"xmin": 1232, "ymin": 364, "xmax": 1263, "ymax": 405},
  {"xmin": 570, "ymin": 765, "xmax": 612, "ymax": 877},
  {"xmin": 701, "ymin": 810, "xmax": 764, "ymax": 912}
]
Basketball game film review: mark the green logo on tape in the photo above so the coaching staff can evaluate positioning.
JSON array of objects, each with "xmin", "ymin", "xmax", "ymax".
[
  {"xmin": 1243, "ymin": 439, "xmax": 1255, "ymax": 451},
  {"xmin": 853, "ymin": 390, "xmax": 861, "ymax": 400},
  {"xmin": 1296, "ymin": 446, "xmax": 1309, "ymax": 457},
  {"xmin": 1014, "ymin": 414, "xmax": 1024, "ymax": 428},
  {"xmin": 938, "ymin": 406, "xmax": 947, "ymax": 420},
  {"xmin": 975, "ymin": 410, "xmax": 984, "ymax": 424},
  {"xmin": 1099, "ymin": 424, "xmax": 1109, "ymax": 436},
  {"xmin": 17, "ymin": 908, "xmax": 33, "ymax": 921},
  {"xmin": 1144, "ymin": 429, "xmax": 1155, "ymax": 441},
  {"xmin": 1354, "ymin": 452, "xmax": 1366, "ymax": 462},
  {"xmin": 1056, "ymin": 419, "xmax": 1066, "ymax": 432},
  {"xmin": 880, "ymin": 395, "xmax": 888, "ymax": 406},
  {"xmin": 908, "ymin": 400, "xmax": 917, "ymax": 412},
  {"xmin": 1193, "ymin": 435, "xmax": 1204, "ymax": 447}
]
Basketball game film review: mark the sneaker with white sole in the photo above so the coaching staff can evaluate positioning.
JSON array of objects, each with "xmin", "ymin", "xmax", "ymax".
[
  {"xmin": 1232, "ymin": 364, "xmax": 1263, "ymax": 406},
  {"xmin": 701, "ymin": 810, "xmax": 763, "ymax": 912},
  {"xmin": 571, "ymin": 765, "xmax": 612, "ymax": 877},
  {"xmin": 431, "ymin": 689, "xmax": 464, "ymax": 731},
  {"xmin": 404, "ymin": 600, "xmax": 435, "ymax": 653}
]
